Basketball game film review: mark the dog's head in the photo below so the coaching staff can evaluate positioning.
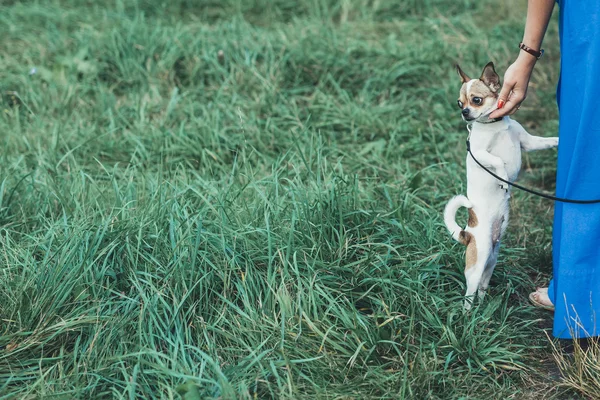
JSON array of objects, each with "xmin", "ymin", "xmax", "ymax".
[{"xmin": 455, "ymin": 62, "xmax": 501, "ymax": 122}]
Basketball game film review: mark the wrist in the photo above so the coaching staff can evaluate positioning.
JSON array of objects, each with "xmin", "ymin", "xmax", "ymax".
[
  {"xmin": 519, "ymin": 42, "xmax": 544, "ymax": 59},
  {"xmin": 516, "ymin": 51, "xmax": 537, "ymax": 70}
]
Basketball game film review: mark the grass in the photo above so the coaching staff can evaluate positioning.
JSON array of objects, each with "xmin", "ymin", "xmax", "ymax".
[
  {"xmin": 552, "ymin": 336, "xmax": 600, "ymax": 399},
  {"xmin": 0, "ymin": 0, "xmax": 585, "ymax": 398}
]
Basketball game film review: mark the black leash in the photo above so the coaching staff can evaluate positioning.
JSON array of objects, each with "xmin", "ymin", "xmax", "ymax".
[{"xmin": 466, "ymin": 139, "xmax": 600, "ymax": 204}]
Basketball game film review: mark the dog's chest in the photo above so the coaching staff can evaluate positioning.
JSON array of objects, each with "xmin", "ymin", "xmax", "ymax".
[
  {"xmin": 489, "ymin": 131, "xmax": 521, "ymax": 178},
  {"xmin": 472, "ymin": 127, "xmax": 522, "ymax": 179}
]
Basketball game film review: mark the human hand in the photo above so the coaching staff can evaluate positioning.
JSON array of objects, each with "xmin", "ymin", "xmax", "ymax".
[{"xmin": 489, "ymin": 54, "xmax": 537, "ymax": 119}]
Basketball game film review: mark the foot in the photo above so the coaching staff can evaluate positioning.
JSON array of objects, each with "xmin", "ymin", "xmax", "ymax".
[{"xmin": 529, "ymin": 287, "xmax": 554, "ymax": 310}]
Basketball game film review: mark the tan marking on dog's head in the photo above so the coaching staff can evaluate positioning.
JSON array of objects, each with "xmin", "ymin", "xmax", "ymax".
[
  {"xmin": 458, "ymin": 84, "xmax": 468, "ymax": 109},
  {"xmin": 467, "ymin": 80, "xmax": 497, "ymax": 107},
  {"xmin": 468, "ymin": 209, "xmax": 478, "ymax": 228}
]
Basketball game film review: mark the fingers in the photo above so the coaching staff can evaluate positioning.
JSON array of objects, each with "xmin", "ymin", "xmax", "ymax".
[
  {"xmin": 489, "ymin": 88, "xmax": 525, "ymax": 118},
  {"xmin": 502, "ymin": 95, "xmax": 524, "ymax": 116},
  {"xmin": 497, "ymin": 83, "xmax": 512, "ymax": 109},
  {"xmin": 488, "ymin": 82, "xmax": 513, "ymax": 119}
]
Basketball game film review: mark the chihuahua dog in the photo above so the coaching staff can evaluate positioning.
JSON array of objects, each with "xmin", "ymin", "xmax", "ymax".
[{"xmin": 444, "ymin": 62, "xmax": 558, "ymax": 309}]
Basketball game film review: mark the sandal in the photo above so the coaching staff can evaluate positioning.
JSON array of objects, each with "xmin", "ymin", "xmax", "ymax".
[{"xmin": 529, "ymin": 287, "xmax": 555, "ymax": 311}]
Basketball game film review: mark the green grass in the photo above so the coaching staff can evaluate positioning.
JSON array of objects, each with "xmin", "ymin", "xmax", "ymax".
[{"xmin": 0, "ymin": 0, "xmax": 582, "ymax": 398}]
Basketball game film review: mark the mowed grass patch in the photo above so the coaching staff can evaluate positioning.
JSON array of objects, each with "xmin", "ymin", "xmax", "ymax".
[{"xmin": 0, "ymin": 0, "xmax": 576, "ymax": 398}]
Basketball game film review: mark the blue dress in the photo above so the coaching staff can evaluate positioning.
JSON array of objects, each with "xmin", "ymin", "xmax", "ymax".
[{"xmin": 547, "ymin": 0, "xmax": 600, "ymax": 339}]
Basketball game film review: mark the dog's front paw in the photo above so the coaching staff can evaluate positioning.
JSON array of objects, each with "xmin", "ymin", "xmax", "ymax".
[{"xmin": 553, "ymin": 137, "xmax": 559, "ymax": 147}]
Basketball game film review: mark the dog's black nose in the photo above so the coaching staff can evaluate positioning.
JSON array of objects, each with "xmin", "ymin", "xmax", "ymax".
[{"xmin": 461, "ymin": 108, "xmax": 470, "ymax": 116}]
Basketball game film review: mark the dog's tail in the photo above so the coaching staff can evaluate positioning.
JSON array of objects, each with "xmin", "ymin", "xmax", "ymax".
[{"xmin": 443, "ymin": 195, "xmax": 473, "ymax": 245}]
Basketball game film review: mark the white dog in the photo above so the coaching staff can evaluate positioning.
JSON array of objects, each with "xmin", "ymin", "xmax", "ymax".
[{"xmin": 444, "ymin": 62, "xmax": 558, "ymax": 309}]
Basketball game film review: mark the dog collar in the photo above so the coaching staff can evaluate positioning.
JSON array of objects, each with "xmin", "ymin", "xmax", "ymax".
[
  {"xmin": 464, "ymin": 116, "xmax": 503, "ymax": 125},
  {"xmin": 476, "ymin": 117, "xmax": 503, "ymax": 124}
]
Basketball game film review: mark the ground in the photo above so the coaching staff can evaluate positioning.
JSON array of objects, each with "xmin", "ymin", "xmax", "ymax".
[{"xmin": 0, "ymin": 0, "xmax": 585, "ymax": 398}]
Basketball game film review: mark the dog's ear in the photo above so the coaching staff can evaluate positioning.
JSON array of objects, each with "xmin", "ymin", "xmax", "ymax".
[
  {"xmin": 456, "ymin": 64, "xmax": 471, "ymax": 84},
  {"xmin": 480, "ymin": 62, "xmax": 500, "ymax": 92}
]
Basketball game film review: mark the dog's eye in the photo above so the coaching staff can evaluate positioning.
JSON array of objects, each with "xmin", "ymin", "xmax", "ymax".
[
  {"xmin": 472, "ymin": 97, "xmax": 483, "ymax": 105},
  {"xmin": 457, "ymin": 100, "xmax": 463, "ymax": 108}
]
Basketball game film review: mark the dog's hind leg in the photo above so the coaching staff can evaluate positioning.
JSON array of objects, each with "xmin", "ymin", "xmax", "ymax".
[
  {"xmin": 477, "ymin": 216, "xmax": 505, "ymax": 301},
  {"xmin": 478, "ymin": 244, "xmax": 500, "ymax": 301},
  {"xmin": 463, "ymin": 234, "xmax": 492, "ymax": 310},
  {"xmin": 464, "ymin": 263, "xmax": 488, "ymax": 309}
]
